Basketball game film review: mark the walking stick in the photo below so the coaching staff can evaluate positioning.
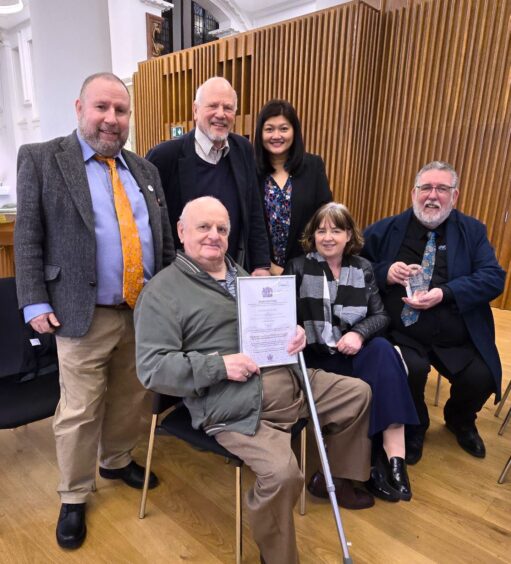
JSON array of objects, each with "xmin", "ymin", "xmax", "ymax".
[{"xmin": 298, "ymin": 351, "xmax": 353, "ymax": 563}]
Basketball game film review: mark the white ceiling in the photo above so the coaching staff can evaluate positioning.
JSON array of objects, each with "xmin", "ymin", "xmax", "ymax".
[
  {"xmin": 226, "ymin": 0, "xmax": 313, "ymax": 24},
  {"xmin": 233, "ymin": 0, "xmax": 309, "ymax": 14},
  {"xmin": 0, "ymin": 0, "xmax": 327, "ymax": 34}
]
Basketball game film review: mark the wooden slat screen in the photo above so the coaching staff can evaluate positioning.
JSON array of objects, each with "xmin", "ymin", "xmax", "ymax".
[{"xmin": 134, "ymin": 0, "xmax": 511, "ymax": 308}]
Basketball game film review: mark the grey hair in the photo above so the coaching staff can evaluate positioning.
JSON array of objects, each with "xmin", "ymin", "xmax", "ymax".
[
  {"xmin": 194, "ymin": 76, "xmax": 238, "ymax": 110},
  {"xmin": 414, "ymin": 161, "xmax": 459, "ymax": 189},
  {"xmin": 79, "ymin": 72, "xmax": 130, "ymax": 101},
  {"xmin": 179, "ymin": 196, "xmax": 231, "ymax": 232}
]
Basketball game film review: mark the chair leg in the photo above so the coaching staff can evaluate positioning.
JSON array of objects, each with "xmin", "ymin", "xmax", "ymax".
[
  {"xmin": 139, "ymin": 414, "xmax": 158, "ymax": 519},
  {"xmin": 299, "ymin": 426, "xmax": 307, "ymax": 516},
  {"xmin": 498, "ymin": 455, "xmax": 511, "ymax": 484},
  {"xmin": 235, "ymin": 466, "xmax": 242, "ymax": 564},
  {"xmin": 434, "ymin": 372, "xmax": 442, "ymax": 407},
  {"xmin": 498, "ymin": 407, "xmax": 511, "ymax": 436},
  {"xmin": 495, "ymin": 380, "xmax": 511, "ymax": 417}
]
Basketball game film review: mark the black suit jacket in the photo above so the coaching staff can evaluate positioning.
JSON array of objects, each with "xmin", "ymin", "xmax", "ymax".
[
  {"xmin": 146, "ymin": 130, "xmax": 270, "ymax": 271},
  {"xmin": 258, "ymin": 153, "xmax": 332, "ymax": 265}
]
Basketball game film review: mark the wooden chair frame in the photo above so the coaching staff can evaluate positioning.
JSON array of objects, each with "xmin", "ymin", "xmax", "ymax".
[
  {"xmin": 495, "ymin": 380, "xmax": 511, "ymax": 435},
  {"xmin": 139, "ymin": 399, "xmax": 307, "ymax": 564},
  {"xmin": 498, "ymin": 455, "xmax": 511, "ymax": 484}
]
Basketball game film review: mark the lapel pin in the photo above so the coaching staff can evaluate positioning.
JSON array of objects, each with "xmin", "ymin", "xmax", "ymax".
[{"xmin": 147, "ymin": 185, "xmax": 154, "ymax": 192}]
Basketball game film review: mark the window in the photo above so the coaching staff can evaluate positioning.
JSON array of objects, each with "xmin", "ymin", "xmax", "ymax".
[
  {"xmin": 192, "ymin": 2, "xmax": 219, "ymax": 47},
  {"xmin": 160, "ymin": 9, "xmax": 173, "ymax": 55}
]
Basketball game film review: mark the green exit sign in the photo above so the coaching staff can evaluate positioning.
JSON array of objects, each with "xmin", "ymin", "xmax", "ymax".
[{"xmin": 171, "ymin": 126, "xmax": 184, "ymax": 138}]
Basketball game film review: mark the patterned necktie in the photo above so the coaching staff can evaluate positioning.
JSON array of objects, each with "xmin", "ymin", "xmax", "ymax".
[
  {"xmin": 401, "ymin": 231, "xmax": 436, "ymax": 327},
  {"xmin": 95, "ymin": 155, "xmax": 144, "ymax": 308}
]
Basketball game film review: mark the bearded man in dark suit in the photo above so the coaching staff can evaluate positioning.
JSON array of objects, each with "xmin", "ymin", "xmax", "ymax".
[
  {"xmin": 146, "ymin": 76, "xmax": 270, "ymax": 275},
  {"xmin": 362, "ymin": 161, "xmax": 505, "ymax": 465},
  {"xmin": 14, "ymin": 72, "xmax": 174, "ymax": 549}
]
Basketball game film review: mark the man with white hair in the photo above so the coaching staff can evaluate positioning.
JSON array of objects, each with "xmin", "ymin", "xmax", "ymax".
[
  {"xmin": 147, "ymin": 76, "xmax": 270, "ymax": 275},
  {"xmin": 135, "ymin": 196, "xmax": 374, "ymax": 564},
  {"xmin": 362, "ymin": 161, "xmax": 505, "ymax": 464}
]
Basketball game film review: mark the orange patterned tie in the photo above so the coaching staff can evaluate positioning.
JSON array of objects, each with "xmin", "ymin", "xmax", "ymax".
[{"xmin": 95, "ymin": 155, "xmax": 144, "ymax": 308}]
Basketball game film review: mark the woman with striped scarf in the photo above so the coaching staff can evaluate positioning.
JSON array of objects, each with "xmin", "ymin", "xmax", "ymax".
[{"xmin": 284, "ymin": 202, "xmax": 418, "ymax": 503}]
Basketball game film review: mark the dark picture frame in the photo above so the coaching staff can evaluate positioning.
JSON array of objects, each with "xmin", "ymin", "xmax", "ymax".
[{"xmin": 146, "ymin": 13, "xmax": 165, "ymax": 59}]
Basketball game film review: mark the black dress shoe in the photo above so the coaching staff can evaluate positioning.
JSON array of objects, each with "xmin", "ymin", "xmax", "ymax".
[
  {"xmin": 445, "ymin": 422, "xmax": 486, "ymax": 458},
  {"xmin": 365, "ymin": 466, "xmax": 400, "ymax": 502},
  {"xmin": 56, "ymin": 503, "xmax": 86, "ymax": 549},
  {"xmin": 387, "ymin": 457, "xmax": 412, "ymax": 501},
  {"xmin": 307, "ymin": 471, "xmax": 375, "ymax": 510},
  {"xmin": 99, "ymin": 461, "xmax": 159, "ymax": 489},
  {"xmin": 405, "ymin": 431, "xmax": 425, "ymax": 465}
]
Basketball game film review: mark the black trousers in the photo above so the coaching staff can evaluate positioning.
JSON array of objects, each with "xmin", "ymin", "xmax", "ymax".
[{"xmin": 398, "ymin": 344, "xmax": 495, "ymax": 430}]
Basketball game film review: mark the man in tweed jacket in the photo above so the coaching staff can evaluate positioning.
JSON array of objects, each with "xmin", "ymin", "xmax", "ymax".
[{"xmin": 14, "ymin": 72, "xmax": 174, "ymax": 550}]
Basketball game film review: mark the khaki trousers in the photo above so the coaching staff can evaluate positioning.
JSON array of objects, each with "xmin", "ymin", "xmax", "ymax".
[
  {"xmin": 215, "ymin": 367, "xmax": 372, "ymax": 564},
  {"xmin": 54, "ymin": 308, "xmax": 147, "ymax": 503}
]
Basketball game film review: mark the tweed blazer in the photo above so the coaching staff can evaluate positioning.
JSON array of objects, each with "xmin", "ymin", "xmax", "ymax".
[
  {"xmin": 146, "ymin": 129, "xmax": 270, "ymax": 271},
  {"xmin": 14, "ymin": 131, "xmax": 175, "ymax": 338}
]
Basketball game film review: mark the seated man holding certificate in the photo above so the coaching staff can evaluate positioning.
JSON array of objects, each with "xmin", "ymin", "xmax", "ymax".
[{"xmin": 135, "ymin": 196, "xmax": 374, "ymax": 564}]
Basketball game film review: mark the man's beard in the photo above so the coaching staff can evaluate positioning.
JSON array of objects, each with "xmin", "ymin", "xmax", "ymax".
[
  {"xmin": 207, "ymin": 131, "xmax": 228, "ymax": 143},
  {"xmin": 203, "ymin": 122, "xmax": 229, "ymax": 144},
  {"xmin": 413, "ymin": 199, "xmax": 453, "ymax": 229},
  {"xmin": 79, "ymin": 120, "xmax": 127, "ymax": 157}
]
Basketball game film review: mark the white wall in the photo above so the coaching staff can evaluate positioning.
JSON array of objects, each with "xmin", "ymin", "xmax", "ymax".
[
  {"xmin": 252, "ymin": 2, "xmax": 316, "ymax": 29},
  {"xmin": 0, "ymin": 20, "xmax": 40, "ymax": 204},
  {"xmin": 109, "ymin": 0, "xmax": 170, "ymax": 82},
  {"xmin": 30, "ymin": 0, "xmax": 112, "ymax": 141}
]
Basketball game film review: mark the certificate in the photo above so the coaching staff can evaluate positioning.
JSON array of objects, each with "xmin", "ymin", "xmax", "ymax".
[{"xmin": 237, "ymin": 275, "xmax": 297, "ymax": 367}]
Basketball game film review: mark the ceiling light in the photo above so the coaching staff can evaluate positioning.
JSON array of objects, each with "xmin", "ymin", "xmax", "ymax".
[{"xmin": 0, "ymin": 1, "xmax": 24, "ymax": 15}]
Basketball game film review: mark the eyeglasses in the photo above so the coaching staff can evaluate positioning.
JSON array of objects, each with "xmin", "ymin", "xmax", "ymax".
[{"xmin": 415, "ymin": 184, "xmax": 455, "ymax": 195}]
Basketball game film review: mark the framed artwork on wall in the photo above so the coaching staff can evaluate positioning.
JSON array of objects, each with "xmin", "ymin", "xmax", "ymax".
[{"xmin": 146, "ymin": 13, "xmax": 165, "ymax": 59}]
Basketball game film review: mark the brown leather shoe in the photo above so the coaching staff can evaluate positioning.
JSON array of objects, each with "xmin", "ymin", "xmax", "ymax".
[{"xmin": 307, "ymin": 471, "xmax": 374, "ymax": 510}]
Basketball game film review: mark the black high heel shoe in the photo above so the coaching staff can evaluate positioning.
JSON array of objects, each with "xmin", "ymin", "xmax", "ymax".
[{"xmin": 387, "ymin": 456, "xmax": 412, "ymax": 501}]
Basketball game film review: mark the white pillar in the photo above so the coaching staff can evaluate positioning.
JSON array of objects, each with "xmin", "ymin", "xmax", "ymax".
[
  {"xmin": 0, "ymin": 36, "xmax": 18, "ymax": 203},
  {"xmin": 30, "ymin": 0, "xmax": 112, "ymax": 140}
]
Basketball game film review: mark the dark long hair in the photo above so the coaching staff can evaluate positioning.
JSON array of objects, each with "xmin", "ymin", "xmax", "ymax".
[{"xmin": 254, "ymin": 99, "xmax": 305, "ymax": 176}]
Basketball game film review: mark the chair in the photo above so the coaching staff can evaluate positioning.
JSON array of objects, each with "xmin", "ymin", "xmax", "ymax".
[
  {"xmin": 497, "ymin": 405, "xmax": 511, "ymax": 436},
  {"xmin": 495, "ymin": 380, "xmax": 511, "ymax": 435},
  {"xmin": 498, "ymin": 455, "xmax": 511, "ymax": 484},
  {"xmin": 433, "ymin": 371, "xmax": 443, "ymax": 406},
  {"xmin": 0, "ymin": 277, "xmax": 60, "ymax": 429},
  {"xmin": 139, "ymin": 392, "xmax": 307, "ymax": 564}
]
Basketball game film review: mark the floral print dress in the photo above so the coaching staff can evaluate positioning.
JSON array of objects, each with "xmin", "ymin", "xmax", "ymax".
[{"xmin": 263, "ymin": 175, "xmax": 293, "ymax": 267}]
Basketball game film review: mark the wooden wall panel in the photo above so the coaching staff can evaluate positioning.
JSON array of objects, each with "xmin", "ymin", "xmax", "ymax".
[
  {"xmin": 133, "ymin": 0, "xmax": 510, "ymax": 308},
  {"xmin": 0, "ymin": 222, "xmax": 15, "ymax": 278}
]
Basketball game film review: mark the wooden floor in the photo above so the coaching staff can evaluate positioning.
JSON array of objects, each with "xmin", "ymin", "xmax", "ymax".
[{"xmin": 1, "ymin": 310, "xmax": 510, "ymax": 564}]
